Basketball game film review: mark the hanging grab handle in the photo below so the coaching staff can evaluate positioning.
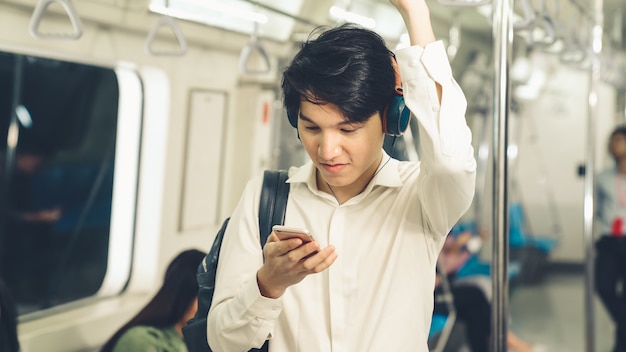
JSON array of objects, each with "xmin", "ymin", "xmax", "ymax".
[
  {"xmin": 525, "ymin": 0, "xmax": 555, "ymax": 45},
  {"xmin": 437, "ymin": 0, "xmax": 491, "ymax": 8},
  {"xmin": 559, "ymin": 35, "xmax": 586, "ymax": 64},
  {"xmin": 530, "ymin": 15, "xmax": 558, "ymax": 47},
  {"xmin": 29, "ymin": 0, "xmax": 83, "ymax": 40},
  {"xmin": 145, "ymin": 15, "xmax": 188, "ymax": 57},
  {"xmin": 238, "ymin": 22, "xmax": 271, "ymax": 74},
  {"xmin": 512, "ymin": 0, "xmax": 536, "ymax": 30}
]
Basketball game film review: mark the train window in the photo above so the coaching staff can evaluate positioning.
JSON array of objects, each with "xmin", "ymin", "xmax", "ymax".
[
  {"xmin": 0, "ymin": 52, "xmax": 141, "ymax": 315},
  {"xmin": 148, "ymin": 0, "xmax": 302, "ymax": 42}
]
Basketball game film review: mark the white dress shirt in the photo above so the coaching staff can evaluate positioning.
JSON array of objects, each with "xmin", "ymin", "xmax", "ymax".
[{"xmin": 207, "ymin": 40, "xmax": 476, "ymax": 352}]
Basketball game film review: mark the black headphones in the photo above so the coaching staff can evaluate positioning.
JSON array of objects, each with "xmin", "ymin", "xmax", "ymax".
[{"xmin": 286, "ymin": 56, "xmax": 411, "ymax": 137}]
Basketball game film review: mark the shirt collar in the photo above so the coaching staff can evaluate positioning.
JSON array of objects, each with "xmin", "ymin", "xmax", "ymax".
[{"xmin": 287, "ymin": 150, "xmax": 404, "ymax": 193}]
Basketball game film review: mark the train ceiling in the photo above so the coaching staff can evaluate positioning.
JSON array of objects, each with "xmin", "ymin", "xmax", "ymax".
[{"xmin": 3, "ymin": 0, "xmax": 626, "ymax": 82}]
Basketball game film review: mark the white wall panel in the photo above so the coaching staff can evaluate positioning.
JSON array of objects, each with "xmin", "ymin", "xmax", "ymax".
[{"xmin": 180, "ymin": 90, "xmax": 227, "ymax": 231}]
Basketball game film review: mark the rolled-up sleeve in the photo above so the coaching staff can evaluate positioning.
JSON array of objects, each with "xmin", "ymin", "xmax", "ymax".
[{"xmin": 395, "ymin": 41, "xmax": 476, "ymax": 236}]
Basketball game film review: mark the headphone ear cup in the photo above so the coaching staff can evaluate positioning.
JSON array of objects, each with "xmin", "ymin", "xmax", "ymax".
[
  {"xmin": 384, "ymin": 95, "xmax": 411, "ymax": 136},
  {"xmin": 287, "ymin": 110, "xmax": 298, "ymax": 128}
]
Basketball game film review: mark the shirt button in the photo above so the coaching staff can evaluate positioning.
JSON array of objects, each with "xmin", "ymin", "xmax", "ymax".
[
  {"xmin": 432, "ymin": 105, "xmax": 441, "ymax": 112},
  {"xmin": 409, "ymin": 58, "xmax": 419, "ymax": 67},
  {"xmin": 272, "ymin": 305, "xmax": 281, "ymax": 310}
]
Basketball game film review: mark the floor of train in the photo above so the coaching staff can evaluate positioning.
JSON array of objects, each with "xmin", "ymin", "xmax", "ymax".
[
  {"xmin": 510, "ymin": 271, "xmax": 613, "ymax": 352},
  {"xmin": 441, "ymin": 271, "xmax": 615, "ymax": 352}
]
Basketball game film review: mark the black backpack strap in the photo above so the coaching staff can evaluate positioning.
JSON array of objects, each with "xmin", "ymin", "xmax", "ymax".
[
  {"xmin": 184, "ymin": 170, "xmax": 289, "ymax": 352},
  {"xmin": 258, "ymin": 170, "xmax": 290, "ymax": 246},
  {"xmin": 254, "ymin": 170, "xmax": 289, "ymax": 352}
]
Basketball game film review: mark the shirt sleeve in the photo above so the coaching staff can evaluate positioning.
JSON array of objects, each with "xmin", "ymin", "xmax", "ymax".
[
  {"xmin": 395, "ymin": 41, "xmax": 477, "ymax": 237},
  {"xmin": 207, "ymin": 175, "xmax": 284, "ymax": 351}
]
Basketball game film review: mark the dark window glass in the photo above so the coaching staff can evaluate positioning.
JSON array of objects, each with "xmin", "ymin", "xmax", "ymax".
[{"xmin": 0, "ymin": 53, "xmax": 119, "ymax": 314}]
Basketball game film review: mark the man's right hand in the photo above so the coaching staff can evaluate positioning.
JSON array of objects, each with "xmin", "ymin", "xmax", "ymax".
[{"xmin": 256, "ymin": 232, "xmax": 337, "ymax": 298}]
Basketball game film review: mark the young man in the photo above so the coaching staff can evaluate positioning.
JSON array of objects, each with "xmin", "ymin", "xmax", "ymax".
[
  {"xmin": 207, "ymin": 0, "xmax": 476, "ymax": 350},
  {"xmin": 595, "ymin": 125, "xmax": 626, "ymax": 352}
]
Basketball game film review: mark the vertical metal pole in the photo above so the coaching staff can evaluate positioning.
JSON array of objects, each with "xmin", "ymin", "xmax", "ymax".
[
  {"xmin": 584, "ymin": 0, "xmax": 604, "ymax": 350},
  {"xmin": 491, "ymin": 0, "xmax": 513, "ymax": 350}
]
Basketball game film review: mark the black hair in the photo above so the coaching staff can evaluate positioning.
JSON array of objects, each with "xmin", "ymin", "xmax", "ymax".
[
  {"xmin": 282, "ymin": 23, "xmax": 397, "ymax": 125},
  {"xmin": 0, "ymin": 277, "xmax": 19, "ymax": 352},
  {"xmin": 100, "ymin": 249, "xmax": 206, "ymax": 352},
  {"xmin": 610, "ymin": 125, "xmax": 626, "ymax": 140}
]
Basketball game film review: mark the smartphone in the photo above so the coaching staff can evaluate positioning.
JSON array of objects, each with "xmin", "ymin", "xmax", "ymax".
[{"xmin": 272, "ymin": 225, "xmax": 314, "ymax": 243}]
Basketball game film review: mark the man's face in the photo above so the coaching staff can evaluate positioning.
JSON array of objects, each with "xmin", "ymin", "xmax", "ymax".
[{"xmin": 297, "ymin": 100, "xmax": 385, "ymax": 197}]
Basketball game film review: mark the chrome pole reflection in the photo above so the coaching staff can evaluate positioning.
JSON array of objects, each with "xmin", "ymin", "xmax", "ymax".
[
  {"xmin": 584, "ymin": 0, "xmax": 604, "ymax": 350},
  {"xmin": 491, "ymin": 0, "xmax": 513, "ymax": 350}
]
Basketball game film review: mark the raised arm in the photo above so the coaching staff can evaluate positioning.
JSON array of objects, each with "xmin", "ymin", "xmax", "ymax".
[
  {"xmin": 391, "ymin": 0, "xmax": 477, "ymax": 237},
  {"xmin": 390, "ymin": 0, "xmax": 436, "ymax": 47},
  {"xmin": 390, "ymin": 0, "xmax": 441, "ymax": 101}
]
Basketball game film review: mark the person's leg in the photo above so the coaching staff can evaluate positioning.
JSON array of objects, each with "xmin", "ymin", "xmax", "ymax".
[
  {"xmin": 596, "ymin": 236, "xmax": 626, "ymax": 352},
  {"xmin": 595, "ymin": 237, "xmax": 622, "ymax": 323},
  {"xmin": 614, "ymin": 238, "xmax": 626, "ymax": 352},
  {"xmin": 450, "ymin": 285, "xmax": 491, "ymax": 352}
]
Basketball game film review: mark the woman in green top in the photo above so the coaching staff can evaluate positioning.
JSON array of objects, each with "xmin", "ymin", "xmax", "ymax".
[{"xmin": 101, "ymin": 249, "xmax": 205, "ymax": 352}]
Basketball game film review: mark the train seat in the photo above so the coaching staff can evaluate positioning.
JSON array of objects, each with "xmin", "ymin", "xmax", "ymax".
[{"xmin": 509, "ymin": 202, "xmax": 558, "ymax": 284}]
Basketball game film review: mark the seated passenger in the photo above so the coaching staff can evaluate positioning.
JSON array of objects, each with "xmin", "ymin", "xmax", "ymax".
[
  {"xmin": 441, "ymin": 228, "xmax": 492, "ymax": 298},
  {"xmin": 437, "ymin": 234, "xmax": 546, "ymax": 352},
  {"xmin": 100, "ymin": 249, "xmax": 206, "ymax": 352},
  {"xmin": 0, "ymin": 276, "xmax": 20, "ymax": 352}
]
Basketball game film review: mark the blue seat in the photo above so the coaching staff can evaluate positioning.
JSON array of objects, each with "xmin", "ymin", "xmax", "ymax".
[
  {"xmin": 429, "ymin": 313, "xmax": 449, "ymax": 338},
  {"xmin": 509, "ymin": 202, "xmax": 558, "ymax": 253},
  {"xmin": 455, "ymin": 255, "xmax": 522, "ymax": 280}
]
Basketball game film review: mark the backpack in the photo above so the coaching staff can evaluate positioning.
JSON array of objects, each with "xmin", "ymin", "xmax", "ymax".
[{"xmin": 182, "ymin": 170, "xmax": 290, "ymax": 352}]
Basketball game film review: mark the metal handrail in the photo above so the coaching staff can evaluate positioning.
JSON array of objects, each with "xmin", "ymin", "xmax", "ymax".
[
  {"xmin": 144, "ymin": 15, "xmax": 188, "ymax": 57},
  {"xmin": 29, "ymin": 0, "xmax": 83, "ymax": 40},
  {"xmin": 491, "ymin": 0, "xmax": 513, "ymax": 349},
  {"xmin": 238, "ymin": 21, "xmax": 271, "ymax": 74},
  {"xmin": 526, "ymin": 0, "xmax": 557, "ymax": 47}
]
